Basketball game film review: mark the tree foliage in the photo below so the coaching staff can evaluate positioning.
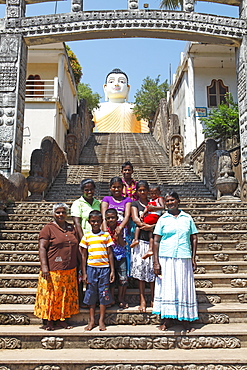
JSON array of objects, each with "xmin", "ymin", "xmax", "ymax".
[
  {"xmin": 200, "ymin": 93, "xmax": 239, "ymax": 143},
  {"xmin": 77, "ymin": 83, "xmax": 101, "ymax": 113},
  {"xmin": 66, "ymin": 45, "xmax": 82, "ymax": 85},
  {"xmin": 160, "ymin": 0, "xmax": 182, "ymax": 10},
  {"xmin": 133, "ymin": 75, "xmax": 169, "ymax": 124}
]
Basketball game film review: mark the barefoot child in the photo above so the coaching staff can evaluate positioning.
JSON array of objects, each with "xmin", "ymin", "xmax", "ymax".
[
  {"xmin": 131, "ymin": 185, "xmax": 164, "ymax": 259},
  {"xmin": 80, "ymin": 210, "xmax": 115, "ymax": 331},
  {"xmin": 105, "ymin": 208, "xmax": 128, "ymax": 309}
]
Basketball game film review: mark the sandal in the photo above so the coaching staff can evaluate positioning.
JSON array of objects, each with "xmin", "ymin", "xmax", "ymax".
[{"xmin": 119, "ymin": 302, "xmax": 129, "ymax": 309}]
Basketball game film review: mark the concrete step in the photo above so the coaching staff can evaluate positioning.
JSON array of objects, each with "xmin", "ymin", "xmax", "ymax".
[
  {"xmin": 0, "ymin": 324, "xmax": 245, "ymax": 351},
  {"xmin": 1, "ymin": 286, "xmax": 247, "ymax": 304},
  {"xmin": 1, "ymin": 287, "xmax": 247, "ymax": 305},
  {"xmin": 2, "ymin": 272, "xmax": 247, "ymax": 288},
  {"xmin": 197, "ymin": 240, "xmax": 245, "ymax": 251},
  {"xmin": 1, "ymin": 301, "xmax": 247, "ymax": 324},
  {"xmin": 3, "ymin": 220, "xmax": 247, "ymax": 232},
  {"xmin": 196, "ymin": 251, "xmax": 247, "ymax": 260},
  {"xmin": 0, "ymin": 347, "xmax": 247, "ymax": 370},
  {"xmin": 195, "ymin": 261, "xmax": 247, "ymax": 274},
  {"xmin": 1, "ymin": 252, "xmax": 246, "ymax": 264},
  {"xmin": 1, "ymin": 261, "xmax": 247, "ymax": 275}
]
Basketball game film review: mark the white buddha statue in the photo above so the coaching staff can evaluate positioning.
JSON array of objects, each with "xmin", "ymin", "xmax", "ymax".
[{"xmin": 93, "ymin": 68, "xmax": 149, "ymax": 133}]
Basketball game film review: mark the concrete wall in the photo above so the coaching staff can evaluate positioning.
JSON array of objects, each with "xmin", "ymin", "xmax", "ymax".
[
  {"xmin": 22, "ymin": 43, "xmax": 78, "ymax": 176},
  {"xmin": 171, "ymin": 43, "xmax": 237, "ymax": 157}
]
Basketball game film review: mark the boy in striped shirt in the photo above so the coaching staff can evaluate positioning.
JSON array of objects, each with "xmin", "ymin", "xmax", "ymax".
[{"xmin": 80, "ymin": 210, "xmax": 115, "ymax": 331}]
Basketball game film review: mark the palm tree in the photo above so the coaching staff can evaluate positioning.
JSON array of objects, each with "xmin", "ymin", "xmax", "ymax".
[{"xmin": 160, "ymin": 0, "xmax": 182, "ymax": 10}]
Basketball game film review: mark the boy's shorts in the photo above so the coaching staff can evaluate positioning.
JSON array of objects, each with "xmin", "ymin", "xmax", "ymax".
[
  {"xmin": 114, "ymin": 257, "xmax": 128, "ymax": 286},
  {"xmin": 83, "ymin": 265, "xmax": 113, "ymax": 306}
]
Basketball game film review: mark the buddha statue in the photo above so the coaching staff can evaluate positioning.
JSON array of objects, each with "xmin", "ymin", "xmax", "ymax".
[{"xmin": 93, "ymin": 68, "xmax": 149, "ymax": 133}]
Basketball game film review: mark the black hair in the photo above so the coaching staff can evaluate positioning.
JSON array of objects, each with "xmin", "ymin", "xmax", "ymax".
[
  {"xmin": 88, "ymin": 210, "xmax": 102, "ymax": 220},
  {"xmin": 105, "ymin": 208, "xmax": 118, "ymax": 217},
  {"xmin": 136, "ymin": 180, "xmax": 149, "ymax": 191},
  {"xmin": 80, "ymin": 179, "xmax": 95, "ymax": 191},
  {"xmin": 105, "ymin": 68, "xmax": 129, "ymax": 84},
  {"xmin": 150, "ymin": 184, "xmax": 161, "ymax": 192},
  {"xmin": 109, "ymin": 176, "xmax": 123, "ymax": 187},
  {"xmin": 165, "ymin": 190, "xmax": 180, "ymax": 201},
  {"xmin": 121, "ymin": 160, "xmax": 134, "ymax": 170}
]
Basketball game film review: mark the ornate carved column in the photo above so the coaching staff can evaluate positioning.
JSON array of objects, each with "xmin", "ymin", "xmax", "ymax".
[
  {"xmin": 237, "ymin": 0, "xmax": 247, "ymax": 183},
  {"xmin": 0, "ymin": 0, "xmax": 27, "ymax": 176}
]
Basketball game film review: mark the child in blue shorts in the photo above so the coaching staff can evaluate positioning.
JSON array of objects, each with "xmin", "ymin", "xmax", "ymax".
[
  {"xmin": 105, "ymin": 208, "xmax": 128, "ymax": 309},
  {"xmin": 80, "ymin": 210, "xmax": 115, "ymax": 331}
]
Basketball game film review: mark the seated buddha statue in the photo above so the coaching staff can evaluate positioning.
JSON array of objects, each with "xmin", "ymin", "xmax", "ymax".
[{"xmin": 93, "ymin": 68, "xmax": 149, "ymax": 133}]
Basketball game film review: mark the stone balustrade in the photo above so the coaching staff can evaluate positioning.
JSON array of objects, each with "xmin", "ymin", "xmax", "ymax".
[{"xmin": 27, "ymin": 136, "xmax": 67, "ymax": 199}]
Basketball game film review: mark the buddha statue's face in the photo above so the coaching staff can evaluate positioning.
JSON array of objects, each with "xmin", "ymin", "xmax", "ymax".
[{"xmin": 104, "ymin": 73, "xmax": 130, "ymax": 101}]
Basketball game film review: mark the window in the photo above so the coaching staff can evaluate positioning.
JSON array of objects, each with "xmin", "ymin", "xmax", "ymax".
[{"xmin": 207, "ymin": 79, "xmax": 228, "ymax": 108}]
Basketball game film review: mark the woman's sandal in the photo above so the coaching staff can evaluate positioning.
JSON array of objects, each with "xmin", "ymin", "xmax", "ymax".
[
  {"xmin": 181, "ymin": 321, "xmax": 195, "ymax": 334},
  {"xmin": 158, "ymin": 323, "xmax": 167, "ymax": 331},
  {"xmin": 119, "ymin": 302, "xmax": 129, "ymax": 309},
  {"xmin": 42, "ymin": 323, "xmax": 54, "ymax": 331},
  {"xmin": 158, "ymin": 319, "xmax": 171, "ymax": 331},
  {"xmin": 57, "ymin": 320, "xmax": 73, "ymax": 329}
]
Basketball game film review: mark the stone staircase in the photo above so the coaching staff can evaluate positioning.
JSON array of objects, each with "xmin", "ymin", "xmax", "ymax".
[
  {"xmin": 0, "ymin": 133, "xmax": 247, "ymax": 369},
  {"xmin": 45, "ymin": 133, "xmax": 213, "ymax": 200}
]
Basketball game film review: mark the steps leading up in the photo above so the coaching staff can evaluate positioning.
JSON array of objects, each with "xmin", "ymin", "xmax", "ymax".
[
  {"xmin": 0, "ymin": 133, "xmax": 246, "ymax": 367},
  {"xmin": 0, "ymin": 348, "xmax": 247, "ymax": 370},
  {"xmin": 45, "ymin": 133, "xmax": 214, "ymax": 201}
]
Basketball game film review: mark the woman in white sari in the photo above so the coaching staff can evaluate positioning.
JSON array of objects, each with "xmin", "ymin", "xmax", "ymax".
[{"xmin": 152, "ymin": 191, "xmax": 198, "ymax": 332}]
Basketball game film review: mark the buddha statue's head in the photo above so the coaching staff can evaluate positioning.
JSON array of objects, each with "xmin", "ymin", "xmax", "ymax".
[{"xmin": 104, "ymin": 68, "xmax": 130, "ymax": 103}]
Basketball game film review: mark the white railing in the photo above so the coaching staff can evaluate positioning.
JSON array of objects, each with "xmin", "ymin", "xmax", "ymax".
[{"xmin": 25, "ymin": 78, "xmax": 59, "ymax": 99}]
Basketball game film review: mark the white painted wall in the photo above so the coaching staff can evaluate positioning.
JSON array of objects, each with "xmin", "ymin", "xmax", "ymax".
[
  {"xmin": 22, "ymin": 43, "xmax": 78, "ymax": 176},
  {"xmin": 22, "ymin": 103, "xmax": 56, "ymax": 174},
  {"xmin": 171, "ymin": 43, "xmax": 237, "ymax": 156}
]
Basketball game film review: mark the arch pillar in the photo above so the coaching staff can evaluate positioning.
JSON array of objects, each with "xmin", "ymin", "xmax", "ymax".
[
  {"xmin": 0, "ymin": 0, "xmax": 27, "ymax": 176},
  {"xmin": 237, "ymin": 0, "xmax": 247, "ymax": 182}
]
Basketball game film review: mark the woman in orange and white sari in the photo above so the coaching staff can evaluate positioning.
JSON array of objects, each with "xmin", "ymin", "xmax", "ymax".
[{"xmin": 34, "ymin": 203, "xmax": 80, "ymax": 330}]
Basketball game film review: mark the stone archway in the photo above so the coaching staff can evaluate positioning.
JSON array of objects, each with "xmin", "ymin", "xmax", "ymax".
[{"xmin": 0, "ymin": 0, "xmax": 246, "ymax": 180}]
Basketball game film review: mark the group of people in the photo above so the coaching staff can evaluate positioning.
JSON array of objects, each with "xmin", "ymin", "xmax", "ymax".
[{"xmin": 34, "ymin": 161, "xmax": 199, "ymax": 332}]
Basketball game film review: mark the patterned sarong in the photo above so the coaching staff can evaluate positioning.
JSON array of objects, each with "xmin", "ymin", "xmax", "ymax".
[{"xmin": 34, "ymin": 267, "xmax": 79, "ymax": 321}]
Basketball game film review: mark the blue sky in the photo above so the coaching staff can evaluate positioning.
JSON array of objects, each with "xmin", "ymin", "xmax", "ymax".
[{"xmin": 0, "ymin": 0, "xmax": 238, "ymax": 101}]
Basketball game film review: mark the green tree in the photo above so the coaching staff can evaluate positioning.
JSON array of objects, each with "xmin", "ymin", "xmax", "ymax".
[
  {"xmin": 133, "ymin": 75, "xmax": 169, "ymax": 127},
  {"xmin": 66, "ymin": 45, "xmax": 82, "ymax": 85},
  {"xmin": 200, "ymin": 93, "xmax": 239, "ymax": 144},
  {"xmin": 77, "ymin": 82, "xmax": 101, "ymax": 113}
]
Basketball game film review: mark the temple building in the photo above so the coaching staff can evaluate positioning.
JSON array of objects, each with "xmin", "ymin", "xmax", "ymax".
[{"xmin": 170, "ymin": 42, "xmax": 237, "ymax": 156}]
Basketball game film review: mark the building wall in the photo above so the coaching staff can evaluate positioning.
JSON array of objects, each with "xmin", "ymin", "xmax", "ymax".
[
  {"xmin": 27, "ymin": 63, "xmax": 58, "ymax": 80},
  {"xmin": 171, "ymin": 44, "xmax": 237, "ymax": 157},
  {"xmin": 194, "ymin": 67, "xmax": 237, "ymax": 150},
  {"xmin": 22, "ymin": 43, "xmax": 78, "ymax": 176}
]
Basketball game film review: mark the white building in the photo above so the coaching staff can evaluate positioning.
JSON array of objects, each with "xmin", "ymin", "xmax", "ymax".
[
  {"xmin": 170, "ymin": 42, "xmax": 237, "ymax": 156},
  {"xmin": 22, "ymin": 42, "xmax": 78, "ymax": 176}
]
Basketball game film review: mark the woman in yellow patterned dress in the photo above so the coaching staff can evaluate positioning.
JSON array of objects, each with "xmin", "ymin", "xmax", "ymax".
[{"xmin": 34, "ymin": 203, "xmax": 80, "ymax": 330}]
